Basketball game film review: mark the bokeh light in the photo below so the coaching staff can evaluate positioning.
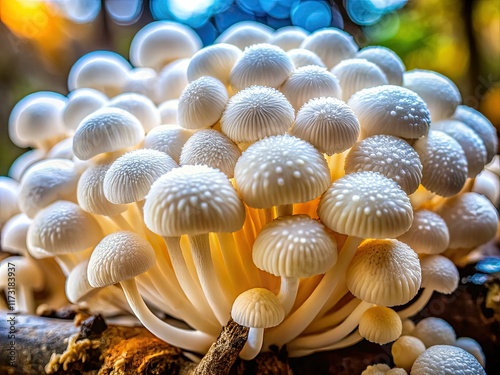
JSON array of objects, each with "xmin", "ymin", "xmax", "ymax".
[
  {"xmin": 291, "ymin": 1, "xmax": 332, "ymax": 32},
  {"xmin": 105, "ymin": 0, "xmax": 143, "ymax": 25}
]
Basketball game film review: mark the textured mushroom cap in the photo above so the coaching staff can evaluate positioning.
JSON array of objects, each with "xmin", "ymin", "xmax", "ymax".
[
  {"xmin": 0, "ymin": 256, "xmax": 44, "ymax": 290},
  {"xmin": 348, "ymin": 85, "xmax": 431, "ymax": 139},
  {"xmin": 413, "ymin": 130, "xmax": 468, "ymax": 197},
  {"xmin": 187, "ymin": 43, "xmax": 243, "ymax": 85},
  {"xmin": 234, "ymin": 135, "xmax": 330, "ymax": 208},
  {"xmin": 1, "ymin": 214, "xmax": 31, "ymax": 255},
  {"xmin": 107, "ymin": 93, "xmax": 161, "ymax": 133},
  {"xmin": 229, "ymin": 43, "xmax": 294, "ymax": 91},
  {"xmin": 344, "ymin": 135, "xmax": 422, "ymax": 195},
  {"xmin": 270, "ymin": 26, "xmax": 309, "ymax": 51},
  {"xmin": 221, "ymin": 86, "xmax": 294, "ymax": 143},
  {"xmin": 68, "ymin": 51, "xmax": 131, "ymax": 95},
  {"xmin": 452, "ymin": 105, "xmax": 497, "ymax": 163},
  {"xmin": 411, "ymin": 345, "xmax": 485, "ymax": 375},
  {"xmin": 179, "ymin": 129, "xmax": 241, "ymax": 178},
  {"xmin": 391, "ymin": 335, "xmax": 426, "ymax": 372},
  {"xmin": 330, "ymin": 58, "xmax": 388, "ymax": 101},
  {"xmin": 88, "ymin": 231, "xmax": 156, "ymax": 287},
  {"xmin": 403, "ymin": 70, "xmax": 461, "ymax": 122},
  {"xmin": 412, "ymin": 317, "xmax": 456, "ymax": 348},
  {"xmin": 455, "ymin": 337, "xmax": 486, "ymax": 367},
  {"xmin": 291, "ymin": 97, "xmax": 360, "ymax": 155},
  {"xmin": 9, "ymin": 91, "xmax": 67, "ymax": 148},
  {"xmin": 435, "ymin": 192, "xmax": 498, "ymax": 249},
  {"xmin": 318, "ymin": 172, "xmax": 413, "ymax": 238},
  {"xmin": 158, "ymin": 100, "xmax": 178, "ymax": 125},
  {"xmin": 123, "ymin": 67, "xmax": 158, "ymax": 99},
  {"xmin": 177, "ymin": 76, "xmax": 228, "ymax": 130},
  {"xmin": 143, "ymin": 124, "xmax": 193, "ymax": 163},
  {"xmin": 129, "ymin": 21, "xmax": 202, "ymax": 71},
  {"xmin": 144, "ymin": 165, "xmax": 245, "ymax": 237},
  {"xmin": 73, "ymin": 108, "xmax": 144, "ymax": 160},
  {"xmin": 253, "ymin": 215, "xmax": 337, "ymax": 278},
  {"xmin": 419, "ymin": 255, "xmax": 459, "ymax": 294},
  {"xmin": 215, "ymin": 21, "xmax": 273, "ymax": 50},
  {"xmin": 286, "ymin": 48, "xmax": 326, "ymax": 69},
  {"xmin": 0, "ymin": 176, "xmax": 20, "ymax": 225},
  {"xmin": 359, "ymin": 306, "xmax": 402, "ymax": 345},
  {"xmin": 63, "ymin": 88, "xmax": 108, "ymax": 132},
  {"xmin": 432, "ymin": 120, "xmax": 487, "ymax": 178},
  {"xmin": 155, "ymin": 59, "xmax": 190, "ymax": 102},
  {"xmin": 300, "ymin": 28, "xmax": 358, "ymax": 69},
  {"xmin": 231, "ymin": 288, "xmax": 285, "ymax": 328},
  {"xmin": 104, "ymin": 149, "xmax": 178, "ymax": 204},
  {"xmin": 280, "ymin": 65, "xmax": 342, "ymax": 111},
  {"xmin": 361, "ymin": 363, "xmax": 391, "ymax": 375},
  {"xmin": 356, "ymin": 46, "xmax": 405, "ymax": 85},
  {"xmin": 18, "ymin": 159, "xmax": 79, "ymax": 218},
  {"xmin": 66, "ymin": 260, "xmax": 100, "ymax": 303},
  {"xmin": 345, "ymin": 239, "xmax": 421, "ymax": 306},
  {"xmin": 397, "ymin": 210, "xmax": 449, "ymax": 255},
  {"xmin": 28, "ymin": 201, "xmax": 104, "ymax": 256},
  {"xmin": 78, "ymin": 164, "xmax": 128, "ymax": 216}
]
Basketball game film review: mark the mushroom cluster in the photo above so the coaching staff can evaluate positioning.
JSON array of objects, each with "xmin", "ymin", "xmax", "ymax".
[{"xmin": 1, "ymin": 19, "xmax": 498, "ymax": 366}]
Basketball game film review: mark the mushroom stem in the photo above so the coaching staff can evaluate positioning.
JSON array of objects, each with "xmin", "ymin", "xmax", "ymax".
[
  {"xmin": 216, "ymin": 233, "xmax": 253, "ymax": 292},
  {"xmin": 305, "ymin": 298, "xmax": 361, "ymax": 334},
  {"xmin": 233, "ymin": 228, "xmax": 262, "ymax": 286},
  {"xmin": 17, "ymin": 284, "xmax": 36, "ymax": 314},
  {"xmin": 119, "ymin": 278, "xmax": 215, "ymax": 353},
  {"xmin": 108, "ymin": 214, "xmax": 134, "ymax": 231},
  {"xmin": 398, "ymin": 288, "xmax": 434, "ymax": 319},
  {"xmin": 239, "ymin": 327, "xmax": 264, "ymax": 360},
  {"xmin": 278, "ymin": 276, "xmax": 299, "ymax": 316},
  {"xmin": 263, "ymin": 207, "xmax": 274, "ymax": 225},
  {"xmin": 288, "ymin": 331, "xmax": 363, "ymax": 357},
  {"xmin": 276, "ymin": 204, "xmax": 293, "ymax": 217}
]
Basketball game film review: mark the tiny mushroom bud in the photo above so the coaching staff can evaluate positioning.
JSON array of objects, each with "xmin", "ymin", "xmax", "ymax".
[
  {"xmin": 107, "ymin": 93, "xmax": 161, "ymax": 133},
  {"xmin": 215, "ymin": 21, "xmax": 273, "ymax": 50},
  {"xmin": 358, "ymin": 306, "xmax": 402, "ymax": 345},
  {"xmin": 231, "ymin": 288, "xmax": 285, "ymax": 360},
  {"xmin": 269, "ymin": 26, "xmax": 309, "ymax": 51},
  {"xmin": 411, "ymin": 317, "xmax": 456, "ymax": 348},
  {"xmin": 1, "ymin": 213, "xmax": 32, "ymax": 256},
  {"xmin": 158, "ymin": 99, "xmax": 178, "ymax": 124},
  {"xmin": 391, "ymin": 335, "xmax": 426, "ymax": 372},
  {"xmin": 143, "ymin": 124, "xmax": 193, "ymax": 163},
  {"xmin": 411, "ymin": 345, "xmax": 485, "ymax": 375},
  {"xmin": 287, "ymin": 48, "xmax": 326, "ymax": 69},
  {"xmin": 0, "ymin": 176, "xmax": 20, "ymax": 226},
  {"xmin": 155, "ymin": 59, "xmax": 190, "ymax": 102},
  {"xmin": 63, "ymin": 88, "xmax": 108, "ymax": 132},
  {"xmin": 361, "ymin": 363, "xmax": 391, "ymax": 375},
  {"xmin": 356, "ymin": 46, "xmax": 406, "ymax": 85}
]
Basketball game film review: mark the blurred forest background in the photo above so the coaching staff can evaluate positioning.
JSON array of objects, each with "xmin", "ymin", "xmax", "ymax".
[{"xmin": 0, "ymin": 0, "xmax": 499, "ymax": 176}]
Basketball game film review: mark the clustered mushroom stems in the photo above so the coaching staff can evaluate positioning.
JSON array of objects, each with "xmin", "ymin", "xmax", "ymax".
[{"xmin": 0, "ymin": 18, "xmax": 498, "ymax": 370}]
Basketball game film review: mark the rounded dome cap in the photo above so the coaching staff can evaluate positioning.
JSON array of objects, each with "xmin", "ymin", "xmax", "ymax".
[
  {"xmin": 231, "ymin": 288, "xmax": 285, "ymax": 328},
  {"xmin": 346, "ymin": 239, "xmax": 421, "ymax": 306},
  {"xmin": 344, "ymin": 135, "xmax": 422, "ymax": 195},
  {"xmin": 269, "ymin": 26, "xmax": 309, "ymax": 51},
  {"xmin": 158, "ymin": 99, "xmax": 178, "ymax": 124},
  {"xmin": 348, "ymin": 85, "xmax": 430, "ymax": 139},
  {"xmin": 155, "ymin": 59, "xmax": 190, "ymax": 102},
  {"xmin": 412, "ymin": 317, "xmax": 456, "ymax": 348},
  {"xmin": 356, "ymin": 46, "xmax": 405, "ymax": 85},
  {"xmin": 411, "ymin": 345, "xmax": 485, "ymax": 375},
  {"xmin": 66, "ymin": 260, "xmax": 99, "ymax": 303},
  {"xmin": 215, "ymin": 21, "xmax": 272, "ymax": 50},
  {"xmin": 318, "ymin": 172, "xmax": 413, "ymax": 238},
  {"xmin": 0, "ymin": 177, "xmax": 20, "ymax": 225},
  {"xmin": 359, "ymin": 306, "xmax": 402, "ymax": 345},
  {"xmin": 287, "ymin": 48, "xmax": 325, "ymax": 69},
  {"xmin": 1, "ymin": 213, "xmax": 31, "ymax": 255},
  {"xmin": 88, "ymin": 231, "xmax": 156, "ymax": 287},
  {"xmin": 143, "ymin": 124, "xmax": 193, "ymax": 164},
  {"xmin": 234, "ymin": 134, "xmax": 330, "ymax": 209},
  {"xmin": 63, "ymin": 88, "xmax": 108, "ymax": 131},
  {"xmin": 144, "ymin": 165, "xmax": 245, "ymax": 237},
  {"xmin": 253, "ymin": 215, "xmax": 337, "ymax": 278},
  {"xmin": 392, "ymin": 335, "xmax": 426, "ymax": 372},
  {"xmin": 221, "ymin": 86, "xmax": 294, "ymax": 143},
  {"xmin": 291, "ymin": 97, "xmax": 360, "ymax": 155},
  {"xmin": 107, "ymin": 93, "xmax": 161, "ymax": 133},
  {"xmin": 420, "ymin": 255, "xmax": 459, "ymax": 294}
]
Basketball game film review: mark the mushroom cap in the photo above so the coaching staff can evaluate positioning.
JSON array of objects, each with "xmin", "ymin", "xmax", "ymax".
[
  {"xmin": 179, "ymin": 129, "xmax": 241, "ymax": 178},
  {"xmin": 187, "ymin": 43, "xmax": 243, "ymax": 85},
  {"xmin": 344, "ymin": 135, "xmax": 422, "ymax": 195},
  {"xmin": 158, "ymin": 99, "xmax": 178, "ymax": 125},
  {"xmin": 28, "ymin": 200, "xmax": 104, "ymax": 256},
  {"xmin": 345, "ymin": 239, "xmax": 421, "ymax": 306},
  {"xmin": 291, "ymin": 97, "xmax": 360, "ymax": 155},
  {"xmin": 9, "ymin": 91, "xmax": 67, "ymax": 148},
  {"xmin": 66, "ymin": 260, "xmax": 100, "ymax": 303},
  {"xmin": 397, "ymin": 209, "xmax": 449, "ymax": 255},
  {"xmin": 1, "ymin": 213, "xmax": 31, "ymax": 255},
  {"xmin": 18, "ymin": 159, "xmax": 79, "ymax": 218},
  {"xmin": 280, "ymin": 65, "xmax": 342, "ymax": 111},
  {"xmin": 229, "ymin": 43, "xmax": 294, "ymax": 92},
  {"xmin": 300, "ymin": 28, "xmax": 358, "ymax": 69},
  {"xmin": 221, "ymin": 86, "xmax": 294, "ymax": 143},
  {"xmin": 107, "ymin": 92, "xmax": 161, "ymax": 133},
  {"xmin": 318, "ymin": 171, "xmax": 413, "ymax": 239},
  {"xmin": 144, "ymin": 165, "xmax": 245, "ymax": 237},
  {"xmin": 177, "ymin": 76, "xmax": 228, "ymax": 130},
  {"xmin": 252, "ymin": 215, "xmax": 338, "ymax": 278},
  {"xmin": 411, "ymin": 317, "xmax": 456, "ymax": 347},
  {"xmin": 452, "ymin": 105, "xmax": 497, "ymax": 163},
  {"xmin": 269, "ymin": 26, "xmax": 309, "ymax": 51},
  {"xmin": 104, "ymin": 149, "xmax": 178, "ymax": 204},
  {"xmin": 123, "ymin": 67, "xmax": 158, "ymax": 99},
  {"xmin": 403, "ymin": 69, "xmax": 461, "ymax": 122},
  {"xmin": 286, "ymin": 48, "xmax": 326, "ymax": 69},
  {"xmin": 413, "ymin": 130, "xmax": 468, "ymax": 197},
  {"xmin": 391, "ymin": 335, "xmax": 426, "ymax": 372},
  {"xmin": 46, "ymin": 138, "xmax": 74, "ymax": 160},
  {"xmin": 419, "ymin": 255, "xmax": 459, "ymax": 294},
  {"xmin": 359, "ymin": 305, "xmax": 402, "ymax": 345},
  {"xmin": 0, "ymin": 256, "xmax": 44, "ymax": 290},
  {"xmin": 361, "ymin": 364, "xmax": 391, "ymax": 375},
  {"xmin": 231, "ymin": 288, "xmax": 285, "ymax": 328},
  {"xmin": 356, "ymin": 46, "xmax": 405, "ymax": 85},
  {"xmin": 87, "ymin": 231, "xmax": 156, "ymax": 287},
  {"xmin": 330, "ymin": 58, "xmax": 388, "ymax": 101},
  {"xmin": 73, "ymin": 107, "xmax": 144, "ymax": 160},
  {"xmin": 0, "ymin": 176, "xmax": 20, "ymax": 225},
  {"xmin": 129, "ymin": 21, "xmax": 202, "ymax": 71},
  {"xmin": 8, "ymin": 149, "xmax": 45, "ymax": 182},
  {"xmin": 455, "ymin": 337, "xmax": 486, "ymax": 368},
  {"xmin": 432, "ymin": 120, "xmax": 487, "ymax": 178},
  {"xmin": 348, "ymin": 85, "xmax": 431, "ymax": 140},
  {"xmin": 155, "ymin": 58, "xmax": 190, "ymax": 102},
  {"xmin": 63, "ymin": 88, "xmax": 108, "ymax": 132},
  {"xmin": 215, "ymin": 21, "xmax": 273, "ymax": 50},
  {"xmin": 143, "ymin": 124, "xmax": 193, "ymax": 163},
  {"xmin": 411, "ymin": 345, "xmax": 485, "ymax": 375},
  {"xmin": 234, "ymin": 134, "xmax": 331, "ymax": 209},
  {"xmin": 435, "ymin": 192, "xmax": 498, "ymax": 249}
]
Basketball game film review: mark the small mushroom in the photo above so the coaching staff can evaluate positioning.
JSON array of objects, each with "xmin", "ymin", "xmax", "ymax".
[
  {"xmin": 455, "ymin": 337, "xmax": 486, "ymax": 367},
  {"xmin": 215, "ymin": 21, "xmax": 273, "ymax": 50},
  {"xmin": 157, "ymin": 99, "xmax": 179, "ymax": 125},
  {"xmin": 143, "ymin": 124, "xmax": 193, "ymax": 163},
  {"xmin": 107, "ymin": 92, "xmax": 161, "ymax": 133},
  {"xmin": 63, "ymin": 88, "xmax": 108, "ymax": 132},
  {"xmin": 269, "ymin": 26, "xmax": 309, "ymax": 51},
  {"xmin": 411, "ymin": 317, "xmax": 456, "ymax": 348},
  {"xmin": 358, "ymin": 306, "xmax": 402, "ymax": 345},
  {"xmin": 356, "ymin": 46, "xmax": 405, "ymax": 85},
  {"xmin": 286, "ymin": 48, "xmax": 326, "ymax": 69},
  {"xmin": 0, "ymin": 177, "xmax": 20, "ymax": 226},
  {"xmin": 411, "ymin": 345, "xmax": 485, "ymax": 375},
  {"xmin": 8, "ymin": 149, "xmax": 45, "ymax": 182},
  {"xmin": 1, "ymin": 213, "xmax": 32, "ymax": 256},
  {"xmin": 391, "ymin": 335, "xmax": 426, "ymax": 372},
  {"xmin": 123, "ymin": 67, "xmax": 158, "ymax": 100},
  {"xmin": 155, "ymin": 58, "xmax": 190, "ymax": 102}
]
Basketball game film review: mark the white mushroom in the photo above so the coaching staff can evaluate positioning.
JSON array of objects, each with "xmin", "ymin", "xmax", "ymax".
[
  {"xmin": 411, "ymin": 345, "xmax": 485, "ymax": 375},
  {"xmin": 63, "ymin": 88, "xmax": 108, "ymax": 132},
  {"xmin": 286, "ymin": 48, "xmax": 326, "ymax": 69},
  {"xmin": 356, "ymin": 46, "xmax": 405, "ymax": 85},
  {"xmin": 0, "ymin": 177, "xmax": 20, "ymax": 226},
  {"xmin": 143, "ymin": 124, "xmax": 193, "ymax": 163},
  {"xmin": 155, "ymin": 58, "xmax": 190, "ymax": 102},
  {"xmin": 215, "ymin": 21, "xmax": 273, "ymax": 50},
  {"xmin": 411, "ymin": 317, "xmax": 456, "ymax": 347},
  {"xmin": 269, "ymin": 26, "xmax": 309, "ymax": 51},
  {"xmin": 107, "ymin": 92, "xmax": 161, "ymax": 133}
]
